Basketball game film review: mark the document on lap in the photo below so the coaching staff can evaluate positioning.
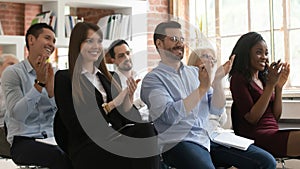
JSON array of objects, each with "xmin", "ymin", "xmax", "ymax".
[{"xmin": 210, "ymin": 129, "xmax": 254, "ymax": 151}]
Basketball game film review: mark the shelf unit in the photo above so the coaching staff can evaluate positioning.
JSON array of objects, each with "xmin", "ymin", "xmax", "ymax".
[
  {"xmin": 0, "ymin": 36, "xmax": 25, "ymax": 61},
  {"xmin": 0, "ymin": 0, "xmax": 148, "ymax": 71}
]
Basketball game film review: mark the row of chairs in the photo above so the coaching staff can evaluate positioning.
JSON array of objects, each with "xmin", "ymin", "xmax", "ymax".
[{"xmin": 1, "ymin": 121, "xmax": 297, "ymax": 169}]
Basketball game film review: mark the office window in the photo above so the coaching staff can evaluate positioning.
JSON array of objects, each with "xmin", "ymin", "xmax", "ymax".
[{"xmin": 192, "ymin": 0, "xmax": 300, "ymax": 94}]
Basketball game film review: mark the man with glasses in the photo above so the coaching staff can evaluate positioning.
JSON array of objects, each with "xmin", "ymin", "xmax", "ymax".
[{"xmin": 141, "ymin": 21, "xmax": 276, "ymax": 169}]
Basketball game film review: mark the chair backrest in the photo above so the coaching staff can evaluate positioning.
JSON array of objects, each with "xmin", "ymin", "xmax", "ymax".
[
  {"xmin": 1, "ymin": 124, "xmax": 49, "ymax": 168},
  {"xmin": 53, "ymin": 112, "xmax": 69, "ymax": 154},
  {"xmin": 230, "ymin": 102, "xmax": 238, "ymax": 132},
  {"xmin": 0, "ymin": 124, "xmax": 11, "ymax": 158}
]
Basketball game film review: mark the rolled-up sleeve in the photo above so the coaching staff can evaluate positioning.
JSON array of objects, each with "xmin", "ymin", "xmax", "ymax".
[{"xmin": 207, "ymin": 87, "xmax": 225, "ymax": 116}]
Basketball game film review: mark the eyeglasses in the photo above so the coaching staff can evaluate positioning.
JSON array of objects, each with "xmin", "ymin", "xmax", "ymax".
[
  {"xmin": 201, "ymin": 54, "xmax": 217, "ymax": 63},
  {"xmin": 164, "ymin": 36, "xmax": 185, "ymax": 43}
]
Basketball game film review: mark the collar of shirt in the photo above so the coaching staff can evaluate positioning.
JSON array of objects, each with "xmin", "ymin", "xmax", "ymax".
[
  {"xmin": 115, "ymin": 68, "xmax": 138, "ymax": 79},
  {"xmin": 81, "ymin": 67, "xmax": 107, "ymax": 102},
  {"xmin": 81, "ymin": 66, "xmax": 100, "ymax": 76},
  {"xmin": 115, "ymin": 68, "xmax": 128, "ymax": 89},
  {"xmin": 24, "ymin": 59, "xmax": 35, "ymax": 74},
  {"xmin": 157, "ymin": 61, "xmax": 185, "ymax": 74},
  {"xmin": 116, "ymin": 67, "xmax": 137, "ymax": 76}
]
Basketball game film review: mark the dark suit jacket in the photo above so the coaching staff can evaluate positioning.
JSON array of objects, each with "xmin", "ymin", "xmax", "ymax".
[
  {"xmin": 54, "ymin": 70, "xmax": 159, "ymax": 164},
  {"xmin": 54, "ymin": 69, "xmax": 160, "ymax": 169},
  {"xmin": 54, "ymin": 69, "xmax": 142, "ymax": 149}
]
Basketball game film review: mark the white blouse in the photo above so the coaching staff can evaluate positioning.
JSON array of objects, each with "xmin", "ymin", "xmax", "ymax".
[{"xmin": 81, "ymin": 67, "xmax": 107, "ymax": 103}]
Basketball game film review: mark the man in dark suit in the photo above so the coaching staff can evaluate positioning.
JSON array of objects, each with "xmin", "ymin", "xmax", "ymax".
[{"xmin": 107, "ymin": 39, "xmax": 150, "ymax": 121}]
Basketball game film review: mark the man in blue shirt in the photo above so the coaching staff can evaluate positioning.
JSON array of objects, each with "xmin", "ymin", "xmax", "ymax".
[
  {"xmin": 1, "ymin": 23, "xmax": 72, "ymax": 168},
  {"xmin": 141, "ymin": 21, "xmax": 276, "ymax": 169}
]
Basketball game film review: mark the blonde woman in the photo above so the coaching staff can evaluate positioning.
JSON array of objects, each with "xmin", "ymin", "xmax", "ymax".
[{"xmin": 188, "ymin": 48, "xmax": 227, "ymax": 131}]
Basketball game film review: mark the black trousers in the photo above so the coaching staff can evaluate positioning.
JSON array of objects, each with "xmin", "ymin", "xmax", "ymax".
[
  {"xmin": 71, "ymin": 123, "xmax": 160, "ymax": 169},
  {"xmin": 11, "ymin": 136, "xmax": 73, "ymax": 169},
  {"xmin": 123, "ymin": 123, "xmax": 160, "ymax": 169}
]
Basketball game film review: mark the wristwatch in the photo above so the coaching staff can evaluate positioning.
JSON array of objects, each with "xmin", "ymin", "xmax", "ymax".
[{"xmin": 34, "ymin": 79, "xmax": 46, "ymax": 87}]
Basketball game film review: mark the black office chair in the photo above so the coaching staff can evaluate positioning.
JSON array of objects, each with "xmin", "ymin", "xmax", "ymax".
[
  {"xmin": 275, "ymin": 156, "xmax": 300, "ymax": 169},
  {"xmin": 276, "ymin": 119, "xmax": 300, "ymax": 168},
  {"xmin": 1, "ymin": 123, "xmax": 47, "ymax": 169},
  {"xmin": 0, "ymin": 125, "xmax": 11, "ymax": 158},
  {"xmin": 0, "ymin": 125, "xmax": 12, "ymax": 167}
]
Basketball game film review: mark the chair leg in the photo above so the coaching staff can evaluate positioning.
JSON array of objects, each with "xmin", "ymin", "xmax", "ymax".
[
  {"xmin": 282, "ymin": 161, "xmax": 285, "ymax": 169},
  {"xmin": 280, "ymin": 158, "xmax": 285, "ymax": 169}
]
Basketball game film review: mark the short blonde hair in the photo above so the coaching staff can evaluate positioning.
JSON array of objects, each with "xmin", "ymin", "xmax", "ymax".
[
  {"xmin": 187, "ymin": 48, "xmax": 216, "ymax": 66},
  {"xmin": 0, "ymin": 53, "xmax": 18, "ymax": 65}
]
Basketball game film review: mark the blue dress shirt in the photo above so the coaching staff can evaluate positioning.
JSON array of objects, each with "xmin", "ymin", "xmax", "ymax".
[
  {"xmin": 1, "ymin": 59, "xmax": 57, "ymax": 144},
  {"xmin": 141, "ymin": 62, "xmax": 224, "ymax": 151}
]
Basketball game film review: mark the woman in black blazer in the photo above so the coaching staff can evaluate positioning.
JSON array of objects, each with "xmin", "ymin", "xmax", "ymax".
[{"xmin": 54, "ymin": 22, "xmax": 159, "ymax": 169}]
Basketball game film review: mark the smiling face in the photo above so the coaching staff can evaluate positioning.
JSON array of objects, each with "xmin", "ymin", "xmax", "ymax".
[
  {"xmin": 249, "ymin": 40, "xmax": 268, "ymax": 73},
  {"xmin": 158, "ymin": 28, "xmax": 185, "ymax": 61},
  {"xmin": 80, "ymin": 29, "xmax": 103, "ymax": 64},
  {"xmin": 113, "ymin": 43, "xmax": 133, "ymax": 71},
  {"xmin": 28, "ymin": 28, "xmax": 56, "ymax": 61}
]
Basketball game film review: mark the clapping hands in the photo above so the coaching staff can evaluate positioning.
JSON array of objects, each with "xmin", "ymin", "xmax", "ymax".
[
  {"xmin": 35, "ymin": 55, "xmax": 54, "ymax": 97},
  {"xmin": 213, "ymin": 54, "xmax": 235, "ymax": 82},
  {"xmin": 113, "ymin": 77, "xmax": 140, "ymax": 107},
  {"xmin": 266, "ymin": 60, "xmax": 290, "ymax": 88},
  {"xmin": 197, "ymin": 64, "xmax": 211, "ymax": 92},
  {"xmin": 197, "ymin": 54, "xmax": 235, "ymax": 90},
  {"xmin": 277, "ymin": 62, "xmax": 290, "ymax": 88}
]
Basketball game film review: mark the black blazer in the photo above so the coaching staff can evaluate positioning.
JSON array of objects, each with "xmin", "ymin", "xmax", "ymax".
[
  {"xmin": 54, "ymin": 70, "xmax": 159, "ymax": 169},
  {"xmin": 54, "ymin": 70, "xmax": 142, "ymax": 155}
]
